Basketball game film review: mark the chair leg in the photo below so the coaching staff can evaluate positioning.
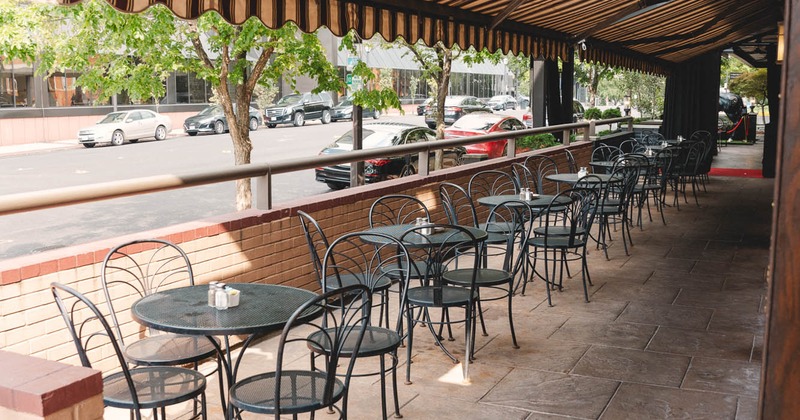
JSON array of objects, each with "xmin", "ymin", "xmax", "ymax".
[
  {"xmin": 405, "ymin": 307, "xmax": 414, "ymax": 385},
  {"xmin": 581, "ymin": 248, "xmax": 591, "ymax": 302},
  {"xmin": 507, "ymin": 280, "xmax": 519, "ymax": 349}
]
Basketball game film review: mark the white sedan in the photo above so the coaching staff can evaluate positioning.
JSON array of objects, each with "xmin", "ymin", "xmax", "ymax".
[{"xmin": 77, "ymin": 109, "xmax": 172, "ymax": 148}]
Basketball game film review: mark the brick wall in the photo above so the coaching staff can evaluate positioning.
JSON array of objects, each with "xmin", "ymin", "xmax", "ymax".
[{"xmin": 0, "ymin": 142, "xmax": 593, "ymax": 372}]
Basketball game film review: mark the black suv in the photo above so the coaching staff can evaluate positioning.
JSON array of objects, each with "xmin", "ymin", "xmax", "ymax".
[{"xmin": 264, "ymin": 92, "xmax": 334, "ymax": 127}]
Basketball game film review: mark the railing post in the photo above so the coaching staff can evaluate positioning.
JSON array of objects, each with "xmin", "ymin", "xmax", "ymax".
[
  {"xmin": 583, "ymin": 123, "xmax": 591, "ymax": 142},
  {"xmin": 589, "ymin": 120, "xmax": 596, "ymax": 137},
  {"xmin": 563, "ymin": 129, "xmax": 571, "ymax": 145},
  {"xmin": 507, "ymin": 135, "xmax": 517, "ymax": 158},
  {"xmin": 628, "ymin": 117, "xmax": 634, "ymax": 132},
  {"xmin": 417, "ymin": 150, "xmax": 429, "ymax": 176},
  {"xmin": 255, "ymin": 171, "xmax": 272, "ymax": 210}
]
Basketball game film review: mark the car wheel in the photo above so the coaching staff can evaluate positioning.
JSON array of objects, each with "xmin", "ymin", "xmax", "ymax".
[
  {"xmin": 399, "ymin": 164, "xmax": 416, "ymax": 177},
  {"xmin": 267, "ymin": 124, "xmax": 277, "ymax": 128},
  {"xmin": 187, "ymin": 132, "xmax": 198, "ymax": 136},
  {"xmin": 293, "ymin": 112, "xmax": 305, "ymax": 127},
  {"xmin": 427, "ymin": 123, "xmax": 436, "ymax": 129},
  {"xmin": 214, "ymin": 120, "xmax": 225, "ymax": 134},
  {"xmin": 154, "ymin": 125, "xmax": 167, "ymax": 140},
  {"xmin": 373, "ymin": 110, "xmax": 380, "ymax": 120},
  {"xmin": 82, "ymin": 143, "xmax": 95, "ymax": 148},
  {"xmin": 249, "ymin": 117, "xmax": 259, "ymax": 131},
  {"xmin": 111, "ymin": 130, "xmax": 124, "ymax": 146},
  {"xmin": 326, "ymin": 182, "xmax": 347, "ymax": 190},
  {"xmin": 321, "ymin": 110, "xmax": 331, "ymax": 124},
  {"xmin": 501, "ymin": 104, "xmax": 506, "ymax": 110}
]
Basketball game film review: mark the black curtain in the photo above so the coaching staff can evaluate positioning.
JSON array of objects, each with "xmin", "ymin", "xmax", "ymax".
[
  {"xmin": 544, "ymin": 49, "xmax": 575, "ymax": 141},
  {"xmin": 662, "ymin": 52, "xmax": 720, "ymax": 140},
  {"xmin": 763, "ymin": 45, "xmax": 780, "ymax": 178}
]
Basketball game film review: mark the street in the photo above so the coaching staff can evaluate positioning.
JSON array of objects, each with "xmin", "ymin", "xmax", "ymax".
[{"xmin": 0, "ymin": 113, "xmax": 436, "ymax": 259}]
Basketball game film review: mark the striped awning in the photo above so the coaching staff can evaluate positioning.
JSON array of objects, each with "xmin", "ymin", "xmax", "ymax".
[{"xmin": 58, "ymin": 0, "xmax": 780, "ymax": 75}]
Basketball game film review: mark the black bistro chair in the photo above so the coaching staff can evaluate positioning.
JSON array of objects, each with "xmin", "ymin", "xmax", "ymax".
[
  {"xmin": 310, "ymin": 232, "xmax": 412, "ymax": 420},
  {"xmin": 526, "ymin": 188, "xmax": 600, "ymax": 305},
  {"xmin": 51, "ymin": 282, "xmax": 208, "ymax": 420},
  {"xmin": 228, "ymin": 284, "xmax": 371, "ymax": 420},
  {"xmin": 100, "ymin": 239, "xmax": 220, "ymax": 404},
  {"xmin": 400, "ymin": 224, "xmax": 481, "ymax": 384}
]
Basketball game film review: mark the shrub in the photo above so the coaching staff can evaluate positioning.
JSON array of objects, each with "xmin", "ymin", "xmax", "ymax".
[
  {"xmin": 601, "ymin": 108, "xmax": 622, "ymax": 119},
  {"xmin": 584, "ymin": 107, "xmax": 602, "ymax": 120},
  {"xmin": 517, "ymin": 133, "xmax": 559, "ymax": 150}
]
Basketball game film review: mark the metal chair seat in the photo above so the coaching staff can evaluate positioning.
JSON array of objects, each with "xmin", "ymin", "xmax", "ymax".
[
  {"xmin": 123, "ymin": 334, "xmax": 219, "ymax": 366},
  {"xmin": 528, "ymin": 236, "xmax": 588, "ymax": 249},
  {"xmin": 443, "ymin": 267, "xmax": 512, "ymax": 288},
  {"xmin": 532, "ymin": 225, "xmax": 586, "ymax": 237},
  {"xmin": 308, "ymin": 325, "xmax": 402, "ymax": 358},
  {"xmin": 229, "ymin": 370, "xmax": 346, "ymax": 415},
  {"xmin": 103, "ymin": 366, "xmax": 206, "ymax": 411},
  {"xmin": 406, "ymin": 285, "xmax": 478, "ymax": 307},
  {"xmin": 322, "ymin": 272, "xmax": 392, "ymax": 292}
]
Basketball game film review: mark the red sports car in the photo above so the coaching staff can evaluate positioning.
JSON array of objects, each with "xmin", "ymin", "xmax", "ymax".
[{"xmin": 444, "ymin": 113, "xmax": 527, "ymax": 159}]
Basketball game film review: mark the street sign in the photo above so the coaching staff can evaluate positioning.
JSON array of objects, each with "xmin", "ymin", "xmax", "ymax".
[
  {"xmin": 346, "ymin": 74, "xmax": 353, "ymax": 85},
  {"xmin": 351, "ymin": 76, "xmax": 363, "ymax": 91},
  {"xmin": 346, "ymin": 57, "xmax": 358, "ymax": 71}
]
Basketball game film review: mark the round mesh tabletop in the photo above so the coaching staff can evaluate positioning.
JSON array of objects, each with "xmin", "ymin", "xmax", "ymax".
[
  {"xmin": 131, "ymin": 284, "xmax": 320, "ymax": 336},
  {"xmin": 545, "ymin": 173, "xmax": 621, "ymax": 184},
  {"xmin": 363, "ymin": 224, "xmax": 487, "ymax": 248},
  {"xmin": 476, "ymin": 194, "xmax": 571, "ymax": 209}
]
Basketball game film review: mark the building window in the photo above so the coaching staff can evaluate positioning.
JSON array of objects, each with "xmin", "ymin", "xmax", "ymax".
[
  {"xmin": 175, "ymin": 72, "xmax": 211, "ymax": 103},
  {"xmin": 46, "ymin": 72, "xmax": 108, "ymax": 107},
  {"xmin": 1, "ymin": 59, "xmax": 34, "ymax": 108}
]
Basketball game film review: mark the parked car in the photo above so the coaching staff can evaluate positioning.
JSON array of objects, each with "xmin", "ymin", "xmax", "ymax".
[
  {"xmin": 330, "ymin": 97, "xmax": 380, "ymax": 122},
  {"xmin": 77, "ymin": 109, "xmax": 172, "ymax": 148},
  {"xmin": 424, "ymin": 95, "xmax": 493, "ymax": 128},
  {"xmin": 264, "ymin": 92, "xmax": 334, "ymax": 127},
  {"xmin": 183, "ymin": 104, "xmax": 262, "ymax": 136},
  {"xmin": 522, "ymin": 100, "xmax": 585, "ymax": 128},
  {"xmin": 444, "ymin": 113, "xmax": 526, "ymax": 159},
  {"xmin": 416, "ymin": 98, "xmax": 433, "ymax": 116},
  {"xmin": 315, "ymin": 122, "xmax": 464, "ymax": 190},
  {"xmin": 486, "ymin": 95, "xmax": 518, "ymax": 111}
]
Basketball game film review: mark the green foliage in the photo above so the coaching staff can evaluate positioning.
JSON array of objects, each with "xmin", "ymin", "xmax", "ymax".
[
  {"xmin": 516, "ymin": 133, "xmax": 558, "ymax": 150},
  {"xmin": 599, "ymin": 70, "xmax": 665, "ymax": 119},
  {"xmin": 339, "ymin": 33, "xmax": 401, "ymax": 113},
  {"xmin": 574, "ymin": 55, "xmax": 614, "ymax": 107},
  {"xmin": 597, "ymin": 129, "xmax": 615, "ymax": 136},
  {"xmin": 253, "ymin": 83, "xmax": 279, "ymax": 109},
  {"xmin": 728, "ymin": 69, "xmax": 768, "ymax": 105},
  {"xmin": 601, "ymin": 107, "xmax": 622, "ymax": 119},
  {"xmin": 584, "ymin": 107, "xmax": 603, "ymax": 120},
  {"xmin": 721, "ymin": 55, "xmax": 752, "ymax": 88}
]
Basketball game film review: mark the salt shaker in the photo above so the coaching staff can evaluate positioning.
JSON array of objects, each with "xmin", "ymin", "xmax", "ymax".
[
  {"xmin": 524, "ymin": 188, "xmax": 532, "ymax": 201},
  {"xmin": 208, "ymin": 281, "xmax": 218, "ymax": 307},
  {"xmin": 578, "ymin": 167, "xmax": 588, "ymax": 178},
  {"xmin": 215, "ymin": 283, "xmax": 229, "ymax": 310}
]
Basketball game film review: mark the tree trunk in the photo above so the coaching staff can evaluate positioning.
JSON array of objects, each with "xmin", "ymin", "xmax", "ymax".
[{"xmin": 434, "ymin": 46, "xmax": 453, "ymax": 170}]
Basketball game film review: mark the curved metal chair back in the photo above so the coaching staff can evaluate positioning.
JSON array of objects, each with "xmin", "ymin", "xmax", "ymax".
[
  {"xmin": 298, "ymin": 210, "xmax": 331, "ymax": 282},
  {"xmin": 641, "ymin": 132, "xmax": 665, "ymax": 146},
  {"xmin": 101, "ymin": 239, "xmax": 194, "ymax": 344},
  {"xmin": 539, "ymin": 189, "xmax": 599, "ymax": 248},
  {"xmin": 369, "ymin": 194, "xmax": 430, "ymax": 227},
  {"xmin": 439, "ymin": 182, "xmax": 479, "ymax": 228},
  {"xmin": 468, "ymin": 170, "xmax": 519, "ymax": 200},
  {"xmin": 592, "ymin": 144, "xmax": 621, "ymax": 162},
  {"xmin": 564, "ymin": 149, "xmax": 578, "ymax": 173},
  {"xmin": 229, "ymin": 284, "xmax": 371, "ymax": 418},
  {"xmin": 510, "ymin": 162, "xmax": 537, "ymax": 193},
  {"xmin": 52, "ymin": 282, "xmax": 207, "ymax": 420},
  {"xmin": 523, "ymin": 155, "xmax": 560, "ymax": 194},
  {"xmin": 619, "ymin": 139, "xmax": 639, "ymax": 154},
  {"xmin": 484, "ymin": 200, "xmax": 534, "ymax": 274}
]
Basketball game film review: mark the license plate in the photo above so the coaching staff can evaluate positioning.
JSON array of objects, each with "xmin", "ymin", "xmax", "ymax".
[
  {"xmin": 270, "ymin": 117, "xmax": 277, "ymax": 121},
  {"xmin": 189, "ymin": 125, "xmax": 195, "ymax": 129}
]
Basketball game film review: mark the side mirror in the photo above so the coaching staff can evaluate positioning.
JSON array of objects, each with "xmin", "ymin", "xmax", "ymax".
[{"xmin": 125, "ymin": 119, "xmax": 133, "ymax": 123}]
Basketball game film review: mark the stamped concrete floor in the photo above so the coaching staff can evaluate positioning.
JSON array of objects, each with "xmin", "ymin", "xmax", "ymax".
[{"xmin": 145, "ymin": 143, "xmax": 772, "ymax": 420}]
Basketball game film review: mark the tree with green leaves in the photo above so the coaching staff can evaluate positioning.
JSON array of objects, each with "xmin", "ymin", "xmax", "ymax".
[
  {"xmin": 2, "ymin": 0, "xmax": 342, "ymax": 210},
  {"xmin": 720, "ymin": 54, "xmax": 752, "ymax": 89},
  {"xmin": 599, "ymin": 70, "xmax": 665, "ymax": 119},
  {"xmin": 574, "ymin": 58, "xmax": 614, "ymax": 107},
  {"xmin": 728, "ymin": 68, "xmax": 768, "ymax": 123},
  {"xmin": 394, "ymin": 40, "xmax": 500, "ymax": 167}
]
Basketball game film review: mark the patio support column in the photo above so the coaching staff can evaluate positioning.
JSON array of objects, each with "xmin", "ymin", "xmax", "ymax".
[
  {"xmin": 761, "ymin": 2, "xmax": 800, "ymax": 417},
  {"xmin": 530, "ymin": 58, "xmax": 546, "ymax": 128}
]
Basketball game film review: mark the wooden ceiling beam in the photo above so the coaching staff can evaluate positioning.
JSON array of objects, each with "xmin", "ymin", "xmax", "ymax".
[{"xmin": 489, "ymin": 0, "xmax": 528, "ymax": 31}]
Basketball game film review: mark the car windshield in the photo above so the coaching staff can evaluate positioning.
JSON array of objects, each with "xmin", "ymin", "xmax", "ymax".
[
  {"xmin": 277, "ymin": 94, "xmax": 302, "ymax": 106},
  {"xmin": 338, "ymin": 98, "xmax": 353, "ymax": 107},
  {"xmin": 452, "ymin": 116, "xmax": 502, "ymax": 131},
  {"xmin": 444, "ymin": 97, "xmax": 465, "ymax": 106},
  {"xmin": 336, "ymin": 129, "xmax": 397, "ymax": 148},
  {"xmin": 198, "ymin": 106, "xmax": 221, "ymax": 116},
  {"xmin": 98, "ymin": 112, "xmax": 127, "ymax": 124},
  {"xmin": 488, "ymin": 96, "xmax": 505, "ymax": 103}
]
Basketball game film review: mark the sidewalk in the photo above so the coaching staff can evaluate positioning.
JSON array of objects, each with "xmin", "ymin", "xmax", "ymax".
[{"xmin": 0, "ymin": 140, "xmax": 80, "ymax": 157}]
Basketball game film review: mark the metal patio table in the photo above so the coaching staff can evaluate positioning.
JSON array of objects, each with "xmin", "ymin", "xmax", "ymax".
[
  {"xmin": 476, "ymin": 194, "xmax": 572, "ymax": 209},
  {"xmin": 131, "ymin": 283, "xmax": 321, "ymax": 417},
  {"xmin": 546, "ymin": 172, "xmax": 621, "ymax": 185}
]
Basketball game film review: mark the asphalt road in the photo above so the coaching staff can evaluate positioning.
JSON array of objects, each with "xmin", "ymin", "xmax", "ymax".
[{"xmin": 0, "ymin": 113, "xmax": 431, "ymax": 259}]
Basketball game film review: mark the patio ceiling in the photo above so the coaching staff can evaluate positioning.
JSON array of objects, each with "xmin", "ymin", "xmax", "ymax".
[{"xmin": 60, "ymin": 0, "xmax": 781, "ymax": 74}]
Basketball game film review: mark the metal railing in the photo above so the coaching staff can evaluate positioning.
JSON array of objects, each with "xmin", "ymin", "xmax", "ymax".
[{"xmin": 0, "ymin": 117, "xmax": 633, "ymax": 216}]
